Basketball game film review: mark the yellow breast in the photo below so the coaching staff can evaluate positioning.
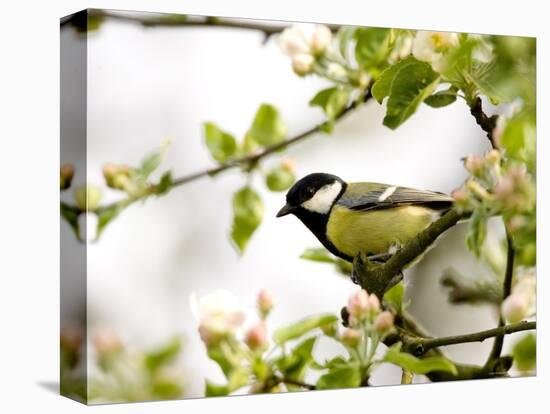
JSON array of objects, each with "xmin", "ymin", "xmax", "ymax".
[{"xmin": 326, "ymin": 204, "xmax": 437, "ymax": 258}]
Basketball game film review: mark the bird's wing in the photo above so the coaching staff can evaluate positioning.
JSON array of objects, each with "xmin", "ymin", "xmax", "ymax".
[{"xmin": 337, "ymin": 182, "xmax": 454, "ymax": 212}]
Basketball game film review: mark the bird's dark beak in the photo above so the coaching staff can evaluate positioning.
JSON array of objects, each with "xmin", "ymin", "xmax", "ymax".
[{"xmin": 276, "ymin": 203, "xmax": 295, "ymax": 217}]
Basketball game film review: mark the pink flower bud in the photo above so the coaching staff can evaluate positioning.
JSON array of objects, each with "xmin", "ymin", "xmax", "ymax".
[
  {"xmin": 464, "ymin": 155, "xmax": 485, "ymax": 176},
  {"xmin": 341, "ymin": 328, "xmax": 361, "ymax": 347},
  {"xmin": 60, "ymin": 164, "xmax": 75, "ymax": 190},
  {"xmin": 368, "ymin": 293, "xmax": 381, "ymax": 314},
  {"xmin": 347, "ymin": 289, "xmax": 369, "ymax": 317},
  {"xmin": 245, "ymin": 322, "xmax": 269, "ymax": 351},
  {"xmin": 257, "ymin": 288, "xmax": 274, "ymax": 317},
  {"xmin": 452, "ymin": 188, "xmax": 468, "ymax": 203},
  {"xmin": 281, "ymin": 157, "xmax": 296, "ymax": 172},
  {"xmin": 102, "ymin": 163, "xmax": 117, "ymax": 181},
  {"xmin": 373, "ymin": 311, "xmax": 395, "ymax": 334},
  {"xmin": 92, "ymin": 326, "xmax": 122, "ymax": 354},
  {"xmin": 501, "ymin": 293, "xmax": 529, "ymax": 323}
]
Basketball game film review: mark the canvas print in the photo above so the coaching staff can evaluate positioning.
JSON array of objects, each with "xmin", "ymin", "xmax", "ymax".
[{"xmin": 60, "ymin": 9, "xmax": 536, "ymax": 404}]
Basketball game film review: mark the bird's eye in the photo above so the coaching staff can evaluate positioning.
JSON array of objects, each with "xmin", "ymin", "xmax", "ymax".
[{"xmin": 306, "ymin": 187, "xmax": 315, "ymax": 196}]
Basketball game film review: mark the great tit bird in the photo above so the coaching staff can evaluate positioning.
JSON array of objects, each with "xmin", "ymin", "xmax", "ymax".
[{"xmin": 276, "ymin": 173, "xmax": 454, "ymax": 262}]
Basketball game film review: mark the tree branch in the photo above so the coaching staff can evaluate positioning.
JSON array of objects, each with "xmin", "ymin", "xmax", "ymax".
[
  {"xmin": 353, "ymin": 208, "xmax": 466, "ymax": 298},
  {"xmin": 62, "ymin": 10, "xmax": 340, "ymax": 42},
  {"xmin": 405, "ymin": 321, "xmax": 535, "ymax": 356},
  {"xmin": 469, "ymin": 96, "xmax": 499, "ymax": 149},
  {"xmin": 278, "ymin": 377, "xmax": 316, "ymax": 390}
]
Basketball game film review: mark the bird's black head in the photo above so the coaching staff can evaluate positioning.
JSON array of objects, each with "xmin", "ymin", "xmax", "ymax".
[{"xmin": 276, "ymin": 173, "xmax": 346, "ymax": 218}]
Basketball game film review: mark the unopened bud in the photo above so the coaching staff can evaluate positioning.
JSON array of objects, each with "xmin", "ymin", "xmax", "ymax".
[
  {"xmin": 341, "ymin": 328, "xmax": 361, "ymax": 347},
  {"xmin": 485, "ymin": 149, "xmax": 501, "ymax": 165},
  {"xmin": 367, "ymin": 293, "xmax": 381, "ymax": 314},
  {"xmin": 452, "ymin": 188, "xmax": 468, "ymax": 204},
  {"xmin": 92, "ymin": 326, "xmax": 123, "ymax": 354},
  {"xmin": 281, "ymin": 157, "xmax": 296, "ymax": 172},
  {"xmin": 292, "ymin": 53, "xmax": 314, "ymax": 76},
  {"xmin": 311, "ymin": 25, "xmax": 332, "ymax": 55},
  {"xmin": 347, "ymin": 289, "xmax": 369, "ymax": 317},
  {"xmin": 501, "ymin": 293, "xmax": 529, "ymax": 323},
  {"xmin": 373, "ymin": 311, "xmax": 395, "ymax": 334},
  {"xmin": 257, "ymin": 288, "xmax": 274, "ymax": 318},
  {"xmin": 245, "ymin": 322, "xmax": 269, "ymax": 351},
  {"xmin": 60, "ymin": 164, "xmax": 75, "ymax": 190},
  {"xmin": 464, "ymin": 155, "xmax": 485, "ymax": 176},
  {"xmin": 74, "ymin": 185, "xmax": 102, "ymax": 211}
]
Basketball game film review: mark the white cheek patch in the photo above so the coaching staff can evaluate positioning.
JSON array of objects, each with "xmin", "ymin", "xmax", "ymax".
[
  {"xmin": 301, "ymin": 182, "xmax": 343, "ymax": 214},
  {"xmin": 378, "ymin": 186, "xmax": 397, "ymax": 202}
]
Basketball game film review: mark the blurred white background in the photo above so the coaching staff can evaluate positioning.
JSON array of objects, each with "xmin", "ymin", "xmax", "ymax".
[
  {"xmin": 61, "ymin": 14, "xmax": 518, "ymax": 397},
  {"xmin": 1, "ymin": 0, "xmax": 547, "ymax": 413}
]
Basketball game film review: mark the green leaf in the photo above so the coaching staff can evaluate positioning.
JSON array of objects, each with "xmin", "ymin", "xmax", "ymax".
[
  {"xmin": 312, "ymin": 356, "xmax": 348, "ymax": 370},
  {"xmin": 246, "ymin": 104, "xmax": 287, "ymax": 147},
  {"xmin": 275, "ymin": 337, "xmax": 317, "ymax": 381},
  {"xmin": 300, "ymin": 247, "xmax": 353, "ymax": 275},
  {"xmin": 60, "ymin": 202, "xmax": 81, "ymax": 239},
  {"xmin": 500, "ymin": 111, "xmax": 536, "ymax": 171},
  {"xmin": 231, "ymin": 186, "xmax": 263, "ymax": 253},
  {"xmin": 203, "ymin": 122, "xmax": 238, "ymax": 162},
  {"xmin": 354, "ymin": 28, "xmax": 391, "ymax": 69},
  {"xmin": 424, "ymin": 87, "xmax": 458, "ymax": 108},
  {"xmin": 316, "ymin": 364, "xmax": 361, "ymax": 390},
  {"xmin": 207, "ymin": 345, "xmax": 234, "ymax": 377},
  {"xmin": 152, "ymin": 379, "xmax": 183, "ymax": 399},
  {"xmin": 300, "ymin": 247, "xmax": 338, "ymax": 264},
  {"xmin": 96, "ymin": 201, "xmax": 130, "ymax": 237},
  {"xmin": 205, "ymin": 381, "xmax": 229, "ymax": 397},
  {"xmin": 371, "ymin": 56, "xmax": 418, "ymax": 104},
  {"xmin": 155, "ymin": 171, "xmax": 173, "ymax": 196},
  {"xmin": 384, "ymin": 281, "xmax": 405, "ymax": 314},
  {"xmin": 309, "ymin": 86, "xmax": 350, "ymax": 122},
  {"xmin": 512, "ymin": 333, "xmax": 536, "ymax": 373},
  {"xmin": 384, "ymin": 343, "xmax": 457, "ymax": 375},
  {"xmin": 466, "ymin": 208, "xmax": 488, "ymax": 257},
  {"xmin": 383, "ymin": 61, "xmax": 440, "ymax": 129},
  {"xmin": 265, "ymin": 166, "xmax": 295, "ymax": 192},
  {"xmin": 145, "ymin": 337, "xmax": 181, "ymax": 372},
  {"xmin": 227, "ymin": 366, "xmax": 250, "ymax": 392},
  {"xmin": 273, "ymin": 314, "xmax": 338, "ymax": 344}
]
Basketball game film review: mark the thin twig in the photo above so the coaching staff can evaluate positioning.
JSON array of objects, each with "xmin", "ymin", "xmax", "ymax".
[
  {"xmin": 484, "ymin": 233, "xmax": 515, "ymax": 364},
  {"xmin": 406, "ymin": 321, "xmax": 535, "ymax": 356},
  {"xmin": 279, "ymin": 377, "xmax": 316, "ymax": 390},
  {"xmin": 169, "ymin": 91, "xmax": 371, "ymax": 187}
]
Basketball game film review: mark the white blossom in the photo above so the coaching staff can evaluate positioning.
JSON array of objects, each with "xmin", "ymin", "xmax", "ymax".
[
  {"xmin": 412, "ymin": 31, "xmax": 459, "ymax": 72},
  {"xmin": 278, "ymin": 26, "xmax": 310, "ymax": 57},
  {"xmin": 311, "ymin": 24, "xmax": 332, "ymax": 55}
]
